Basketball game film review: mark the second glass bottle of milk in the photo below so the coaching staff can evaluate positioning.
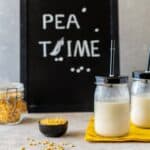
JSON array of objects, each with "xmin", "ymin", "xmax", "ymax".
[
  {"xmin": 131, "ymin": 71, "xmax": 150, "ymax": 128},
  {"xmin": 94, "ymin": 76, "xmax": 130, "ymax": 137}
]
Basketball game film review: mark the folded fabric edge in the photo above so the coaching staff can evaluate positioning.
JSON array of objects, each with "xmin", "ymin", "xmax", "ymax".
[{"xmin": 84, "ymin": 117, "xmax": 150, "ymax": 143}]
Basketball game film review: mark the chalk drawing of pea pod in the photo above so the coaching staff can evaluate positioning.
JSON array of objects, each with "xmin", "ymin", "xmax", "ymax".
[{"xmin": 49, "ymin": 37, "xmax": 64, "ymax": 56}]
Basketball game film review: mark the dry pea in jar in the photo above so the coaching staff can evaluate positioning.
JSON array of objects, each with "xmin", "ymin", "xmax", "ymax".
[{"xmin": 0, "ymin": 82, "xmax": 27, "ymax": 125}]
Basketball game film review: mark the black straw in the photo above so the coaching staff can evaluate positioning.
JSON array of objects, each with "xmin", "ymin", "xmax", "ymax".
[
  {"xmin": 110, "ymin": 0, "xmax": 119, "ymax": 40},
  {"xmin": 109, "ymin": 40, "xmax": 116, "ymax": 77},
  {"xmin": 147, "ymin": 48, "xmax": 150, "ymax": 72}
]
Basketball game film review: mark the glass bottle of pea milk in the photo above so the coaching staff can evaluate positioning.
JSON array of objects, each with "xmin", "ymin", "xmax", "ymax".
[
  {"xmin": 94, "ymin": 76, "xmax": 130, "ymax": 137},
  {"xmin": 131, "ymin": 71, "xmax": 150, "ymax": 128}
]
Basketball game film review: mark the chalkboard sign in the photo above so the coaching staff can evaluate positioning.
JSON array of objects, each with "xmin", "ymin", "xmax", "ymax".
[{"xmin": 21, "ymin": 0, "xmax": 120, "ymax": 112}]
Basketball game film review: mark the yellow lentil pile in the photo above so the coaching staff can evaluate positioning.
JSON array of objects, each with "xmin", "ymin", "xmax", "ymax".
[
  {"xmin": 0, "ymin": 91, "xmax": 27, "ymax": 124},
  {"xmin": 40, "ymin": 118, "xmax": 67, "ymax": 125}
]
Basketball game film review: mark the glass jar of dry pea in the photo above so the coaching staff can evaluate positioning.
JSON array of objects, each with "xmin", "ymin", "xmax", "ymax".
[{"xmin": 0, "ymin": 82, "xmax": 27, "ymax": 125}]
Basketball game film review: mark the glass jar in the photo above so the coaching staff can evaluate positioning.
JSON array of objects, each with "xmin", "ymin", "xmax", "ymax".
[
  {"xmin": 0, "ymin": 82, "xmax": 27, "ymax": 125},
  {"xmin": 131, "ymin": 71, "xmax": 150, "ymax": 128},
  {"xmin": 94, "ymin": 76, "xmax": 130, "ymax": 137}
]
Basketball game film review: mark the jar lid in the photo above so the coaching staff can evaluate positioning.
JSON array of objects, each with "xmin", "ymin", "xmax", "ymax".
[
  {"xmin": 95, "ymin": 76, "xmax": 128, "ymax": 84},
  {"xmin": 0, "ymin": 82, "xmax": 24, "ymax": 91},
  {"xmin": 132, "ymin": 71, "xmax": 150, "ymax": 79}
]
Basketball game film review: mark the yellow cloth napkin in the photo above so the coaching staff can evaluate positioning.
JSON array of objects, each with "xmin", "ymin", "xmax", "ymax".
[{"xmin": 85, "ymin": 117, "xmax": 150, "ymax": 142}]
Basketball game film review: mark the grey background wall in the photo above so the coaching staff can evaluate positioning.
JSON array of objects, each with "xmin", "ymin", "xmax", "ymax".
[
  {"xmin": 0, "ymin": 0, "xmax": 19, "ymax": 82},
  {"xmin": 119, "ymin": 0, "xmax": 150, "ymax": 76},
  {"xmin": 0, "ymin": 0, "xmax": 149, "ymax": 82}
]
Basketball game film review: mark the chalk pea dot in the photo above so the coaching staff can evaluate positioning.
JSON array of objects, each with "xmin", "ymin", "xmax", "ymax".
[
  {"xmin": 54, "ymin": 58, "xmax": 58, "ymax": 62},
  {"xmin": 94, "ymin": 28, "xmax": 100, "ymax": 32},
  {"xmin": 86, "ymin": 68, "xmax": 91, "ymax": 72},
  {"xmin": 59, "ymin": 57, "xmax": 64, "ymax": 62},
  {"xmin": 70, "ymin": 67, "xmax": 75, "ymax": 72},
  {"xmin": 76, "ymin": 69, "xmax": 81, "ymax": 73},
  {"xmin": 81, "ymin": 7, "xmax": 87, "ymax": 13},
  {"xmin": 80, "ymin": 66, "xmax": 84, "ymax": 70}
]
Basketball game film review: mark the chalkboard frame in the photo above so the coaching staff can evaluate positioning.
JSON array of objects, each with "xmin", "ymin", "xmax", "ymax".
[{"xmin": 20, "ymin": 0, "xmax": 120, "ymax": 112}]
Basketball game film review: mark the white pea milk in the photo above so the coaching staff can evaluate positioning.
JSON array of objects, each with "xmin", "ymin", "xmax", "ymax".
[
  {"xmin": 95, "ymin": 101, "xmax": 130, "ymax": 137},
  {"xmin": 131, "ymin": 94, "xmax": 150, "ymax": 128}
]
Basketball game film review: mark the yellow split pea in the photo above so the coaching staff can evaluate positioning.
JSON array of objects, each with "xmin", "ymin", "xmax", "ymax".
[{"xmin": 0, "ymin": 91, "xmax": 27, "ymax": 124}]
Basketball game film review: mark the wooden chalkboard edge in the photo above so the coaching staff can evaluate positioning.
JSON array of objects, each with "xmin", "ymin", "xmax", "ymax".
[
  {"xmin": 20, "ymin": 0, "xmax": 29, "ymax": 109},
  {"xmin": 20, "ymin": 0, "xmax": 120, "ymax": 112},
  {"xmin": 28, "ymin": 104, "xmax": 93, "ymax": 113}
]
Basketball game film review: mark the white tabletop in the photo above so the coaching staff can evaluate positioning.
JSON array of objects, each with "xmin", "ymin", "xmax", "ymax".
[{"xmin": 0, "ymin": 112, "xmax": 150, "ymax": 150}]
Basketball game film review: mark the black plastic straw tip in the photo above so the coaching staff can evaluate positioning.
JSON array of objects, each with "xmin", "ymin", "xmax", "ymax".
[{"xmin": 146, "ymin": 48, "xmax": 150, "ymax": 72}]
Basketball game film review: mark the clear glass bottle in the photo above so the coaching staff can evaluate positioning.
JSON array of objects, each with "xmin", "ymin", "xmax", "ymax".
[
  {"xmin": 0, "ymin": 82, "xmax": 27, "ymax": 125},
  {"xmin": 94, "ymin": 76, "xmax": 130, "ymax": 137},
  {"xmin": 131, "ymin": 71, "xmax": 150, "ymax": 128}
]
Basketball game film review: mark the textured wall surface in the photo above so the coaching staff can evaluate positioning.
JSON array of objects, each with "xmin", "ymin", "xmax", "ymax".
[
  {"xmin": 119, "ymin": 0, "xmax": 150, "ymax": 76},
  {"xmin": 0, "ymin": 0, "xmax": 19, "ymax": 82},
  {"xmin": 0, "ymin": 0, "xmax": 149, "ymax": 81}
]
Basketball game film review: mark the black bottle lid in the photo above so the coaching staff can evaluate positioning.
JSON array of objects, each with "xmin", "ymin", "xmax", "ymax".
[
  {"xmin": 132, "ymin": 71, "xmax": 150, "ymax": 79},
  {"xmin": 95, "ymin": 76, "xmax": 128, "ymax": 85}
]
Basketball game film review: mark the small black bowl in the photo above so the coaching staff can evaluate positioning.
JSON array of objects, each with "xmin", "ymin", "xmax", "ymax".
[{"xmin": 39, "ymin": 119, "xmax": 68, "ymax": 137}]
